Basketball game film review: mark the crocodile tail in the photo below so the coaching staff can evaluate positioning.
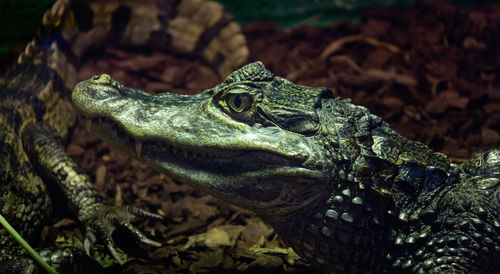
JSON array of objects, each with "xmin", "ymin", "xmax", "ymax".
[
  {"xmin": 18, "ymin": 0, "xmax": 248, "ymax": 88},
  {"xmin": 3, "ymin": 0, "xmax": 248, "ymax": 137}
]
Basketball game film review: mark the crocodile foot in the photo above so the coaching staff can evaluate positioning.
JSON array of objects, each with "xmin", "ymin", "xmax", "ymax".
[
  {"xmin": 2, "ymin": 247, "xmax": 105, "ymax": 274},
  {"xmin": 79, "ymin": 203, "xmax": 163, "ymax": 264}
]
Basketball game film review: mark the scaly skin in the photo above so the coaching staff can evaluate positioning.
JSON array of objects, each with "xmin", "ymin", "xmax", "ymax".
[
  {"xmin": 0, "ymin": 0, "xmax": 248, "ymax": 272},
  {"xmin": 73, "ymin": 62, "xmax": 500, "ymax": 273}
]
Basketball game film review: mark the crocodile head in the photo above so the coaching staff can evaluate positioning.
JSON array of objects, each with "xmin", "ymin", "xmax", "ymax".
[{"xmin": 73, "ymin": 62, "xmax": 335, "ymax": 217}]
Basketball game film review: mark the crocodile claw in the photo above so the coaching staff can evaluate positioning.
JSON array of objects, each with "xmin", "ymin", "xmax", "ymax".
[{"xmin": 80, "ymin": 203, "xmax": 163, "ymax": 264}]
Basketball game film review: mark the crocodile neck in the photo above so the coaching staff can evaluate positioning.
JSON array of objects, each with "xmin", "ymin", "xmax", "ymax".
[
  {"xmin": 265, "ymin": 166, "xmax": 455, "ymax": 272},
  {"xmin": 271, "ymin": 96, "xmax": 457, "ymax": 272},
  {"xmin": 264, "ymin": 181, "xmax": 393, "ymax": 273}
]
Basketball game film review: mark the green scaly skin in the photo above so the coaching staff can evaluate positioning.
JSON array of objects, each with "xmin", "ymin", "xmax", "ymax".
[
  {"xmin": 0, "ymin": 0, "xmax": 248, "ymax": 272},
  {"xmin": 73, "ymin": 62, "xmax": 500, "ymax": 273}
]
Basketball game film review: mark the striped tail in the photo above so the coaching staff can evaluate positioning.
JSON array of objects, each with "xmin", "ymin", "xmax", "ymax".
[{"xmin": 2, "ymin": 0, "xmax": 248, "ymax": 137}]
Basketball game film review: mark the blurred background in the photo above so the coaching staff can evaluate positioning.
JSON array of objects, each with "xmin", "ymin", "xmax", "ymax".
[{"xmin": 1, "ymin": 0, "xmax": 498, "ymax": 53}]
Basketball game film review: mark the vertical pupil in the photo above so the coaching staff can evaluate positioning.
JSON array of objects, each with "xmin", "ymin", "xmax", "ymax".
[{"xmin": 233, "ymin": 94, "xmax": 242, "ymax": 109}]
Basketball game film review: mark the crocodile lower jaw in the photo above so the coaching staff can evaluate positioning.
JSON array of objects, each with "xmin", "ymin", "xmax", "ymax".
[
  {"xmin": 79, "ymin": 113, "xmax": 329, "ymax": 215},
  {"xmin": 79, "ymin": 114, "xmax": 301, "ymax": 174}
]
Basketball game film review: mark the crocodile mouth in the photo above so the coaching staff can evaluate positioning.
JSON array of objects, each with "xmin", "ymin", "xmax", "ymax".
[{"xmin": 79, "ymin": 114, "xmax": 303, "ymax": 174}]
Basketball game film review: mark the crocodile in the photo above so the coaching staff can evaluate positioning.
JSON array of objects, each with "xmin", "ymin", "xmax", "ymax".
[
  {"xmin": 73, "ymin": 61, "xmax": 500, "ymax": 273},
  {"xmin": 0, "ymin": 0, "xmax": 248, "ymax": 272}
]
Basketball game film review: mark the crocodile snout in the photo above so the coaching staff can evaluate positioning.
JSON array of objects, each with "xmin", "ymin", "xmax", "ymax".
[{"xmin": 90, "ymin": 74, "xmax": 112, "ymax": 85}]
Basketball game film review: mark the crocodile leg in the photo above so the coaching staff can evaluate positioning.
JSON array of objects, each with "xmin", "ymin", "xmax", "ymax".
[
  {"xmin": 21, "ymin": 122, "xmax": 162, "ymax": 264},
  {"xmin": 1, "ymin": 0, "xmax": 249, "ymax": 271},
  {"xmin": 1, "ymin": 246, "xmax": 106, "ymax": 274},
  {"xmin": 0, "ymin": 118, "xmax": 105, "ymax": 273}
]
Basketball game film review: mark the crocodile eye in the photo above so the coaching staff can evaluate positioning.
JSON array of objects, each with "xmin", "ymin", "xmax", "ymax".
[{"xmin": 226, "ymin": 93, "xmax": 252, "ymax": 112}]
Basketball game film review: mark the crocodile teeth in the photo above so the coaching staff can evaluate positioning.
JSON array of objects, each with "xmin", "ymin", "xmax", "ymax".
[
  {"xmin": 135, "ymin": 141, "xmax": 142, "ymax": 159},
  {"xmin": 85, "ymin": 117, "xmax": 92, "ymax": 132}
]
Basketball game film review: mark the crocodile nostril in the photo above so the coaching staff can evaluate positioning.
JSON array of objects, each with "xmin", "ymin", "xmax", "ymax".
[{"xmin": 91, "ymin": 74, "xmax": 112, "ymax": 85}]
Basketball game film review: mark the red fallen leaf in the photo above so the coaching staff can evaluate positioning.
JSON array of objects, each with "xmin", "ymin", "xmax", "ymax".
[
  {"xmin": 108, "ymin": 70, "xmax": 128, "ymax": 85},
  {"xmin": 463, "ymin": 37, "xmax": 487, "ymax": 49},
  {"xmin": 77, "ymin": 64, "xmax": 97, "ymax": 81},
  {"xmin": 239, "ymin": 218, "xmax": 274, "ymax": 249},
  {"xmin": 362, "ymin": 48, "xmax": 392, "ymax": 70},
  {"xmin": 145, "ymin": 81, "xmax": 175, "ymax": 93},
  {"xmin": 104, "ymin": 47, "xmax": 135, "ymax": 59},
  {"xmin": 66, "ymin": 144, "xmax": 84, "ymax": 156},
  {"xmin": 381, "ymin": 96, "xmax": 404, "ymax": 108},
  {"xmin": 114, "ymin": 184, "xmax": 123, "ymax": 207},
  {"xmin": 186, "ymin": 65, "xmax": 220, "ymax": 92},
  {"xmin": 95, "ymin": 165, "xmax": 106, "ymax": 192},
  {"xmin": 481, "ymin": 128, "xmax": 500, "ymax": 145},
  {"xmin": 52, "ymin": 218, "xmax": 76, "ymax": 228},
  {"xmin": 403, "ymin": 105, "xmax": 421, "ymax": 121},
  {"xmin": 484, "ymin": 103, "xmax": 500, "ymax": 114},
  {"xmin": 469, "ymin": 11, "xmax": 488, "ymax": 30},
  {"xmin": 365, "ymin": 69, "xmax": 417, "ymax": 86},
  {"xmin": 361, "ymin": 19, "xmax": 390, "ymax": 37},
  {"xmin": 425, "ymin": 90, "xmax": 469, "ymax": 114},
  {"xmin": 117, "ymin": 54, "xmax": 165, "ymax": 72},
  {"xmin": 160, "ymin": 65, "xmax": 183, "ymax": 84},
  {"xmin": 320, "ymin": 35, "xmax": 400, "ymax": 59}
]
